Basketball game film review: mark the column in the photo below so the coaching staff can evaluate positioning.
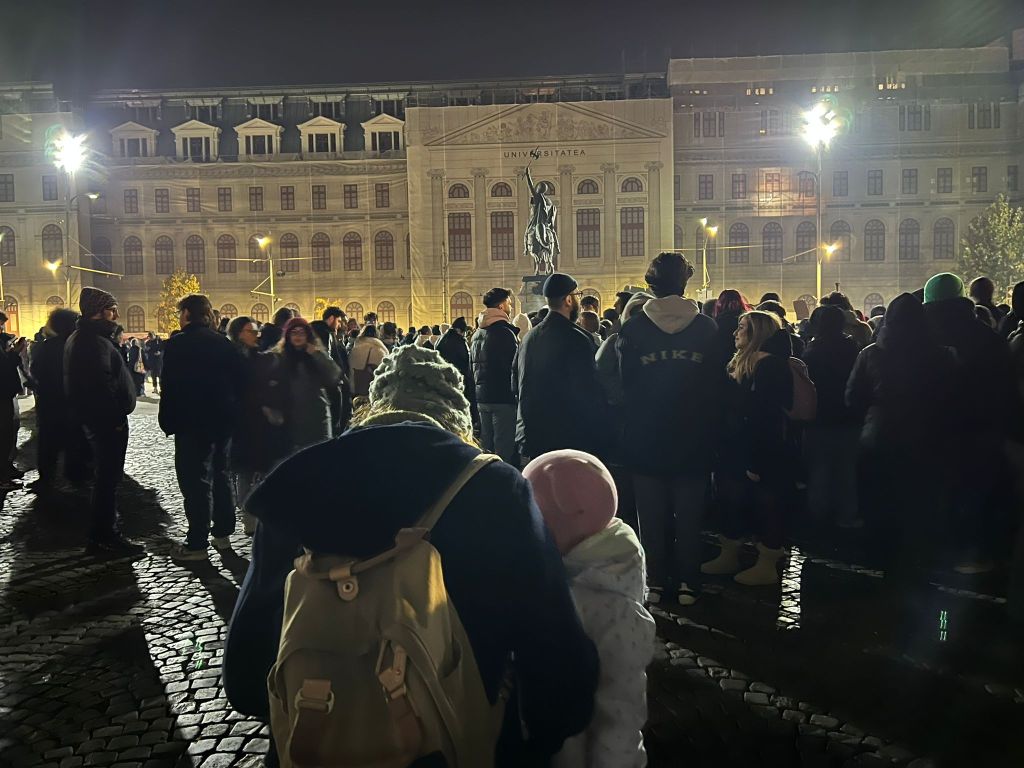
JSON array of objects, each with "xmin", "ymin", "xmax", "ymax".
[
  {"xmin": 515, "ymin": 166, "xmax": 530, "ymax": 272},
  {"xmin": 646, "ymin": 161, "xmax": 663, "ymax": 255},
  {"xmin": 472, "ymin": 167, "xmax": 487, "ymax": 266},
  {"xmin": 558, "ymin": 164, "xmax": 575, "ymax": 268},
  {"xmin": 601, "ymin": 163, "xmax": 618, "ymax": 263},
  {"xmin": 428, "ymin": 169, "xmax": 446, "ymax": 320}
]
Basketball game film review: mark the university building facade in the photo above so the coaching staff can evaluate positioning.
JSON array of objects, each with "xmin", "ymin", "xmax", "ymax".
[{"xmin": 0, "ymin": 31, "xmax": 1021, "ymax": 335}]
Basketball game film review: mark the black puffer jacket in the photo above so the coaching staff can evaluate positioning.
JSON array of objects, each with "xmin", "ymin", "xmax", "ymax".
[
  {"xmin": 802, "ymin": 334, "xmax": 860, "ymax": 426},
  {"xmin": 435, "ymin": 329, "xmax": 475, "ymax": 406},
  {"xmin": 470, "ymin": 316, "xmax": 519, "ymax": 405},
  {"xmin": 63, "ymin": 318, "xmax": 136, "ymax": 429},
  {"xmin": 30, "ymin": 333, "xmax": 73, "ymax": 419}
]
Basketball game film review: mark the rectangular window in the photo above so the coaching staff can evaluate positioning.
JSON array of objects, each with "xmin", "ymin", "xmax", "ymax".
[
  {"xmin": 978, "ymin": 104, "xmax": 992, "ymax": 129},
  {"xmin": 155, "ymin": 188, "xmax": 170, "ymax": 213},
  {"xmin": 312, "ymin": 184, "xmax": 327, "ymax": 210},
  {"xmin": 718, "ymin": 111, "xmax": 726, "ymax": 137},
  {"xmin": 968, "ymin": 104, "xmax": 975, "ymax": 129},
  {"xmin": 1007, "ymin": 165, "xmax": 1018, "ymax": 193},
  {"xmin": 833, "ymin": 171, "xmax": 848, "ymax": 197},
  {"xmin": 217, "ymin": 187, "xmax": 232, "ymax": 212},
  {"xmin": 673, "ymin": 175, "xmax": 680, "ymax": 201},
  {"xmin": 280, "ymin": 185, "xmax": 295, "ymax": 210},
  {"xmin": 249, "ymin": 186, "xmax": 264, "ymax": 211},
  {"xmin": 867, "ymin": 169, "xmax": 883, "ymax": 196},
  {"xmin": 186, "ymin": 188, "xmax": 201, "ymax": 212},
  {"xmin": 120, "ymin": 137, "xmax": 148, "ymax": 157},
  {"xmin": 901, "ymin": 169, "xmax": 918, "ymax": 195},
  {"xmin": 620, "ymin": 207, "xmax": 645, "ymax": 257},
  {"xmin": 698, "ymin": 174, "xmax": 713, "ymax": 200},
  {"xmin": 702, "ymin": 112, "xmax": 716, "ymax": 138},
  {"xmin": 732, "ymin": 173, "xmax": 747, "ymax": 199},
  {"xmin": 765, "ymin": 172, "xmax": 781, "ymax": 196},
  {"xmin": 900, "ymin": 104, "xmax": 927, "ymax": 131},
  {"xmin": 693, "ymin": 113, "xmax": 700, "ymax": 138},
  {"xmin": 448, "ymin": 213, "xmax": 472, "ymax": 261},
  {"xmin": 576, "ymin": 208, "xmax": 601, "ymax": 258},
  {"xmin": 123, "ymin": 189, "xmax": 139, "ymax": 214},
  {"xmin": 42, "ymin": 175, "xmax": 58, "ymax": 201},
  {"xmin": 245, "ymin": 134, "xmax": 273, "ymax": 155},
  {"xmin": 375, "ymin": 183, "xmax": 390, "ymax": 208},
  {"xmin": 972, "ymin": 166, "xmax": 987, "ymax": 193},
  {"xmin": 343, "ymin": 184, "xmax": 358, "ymax": 209},
  {"xmin": 308, "ymin": 133, "xmax": 337, "ymax": 153},
  {"xmin": 937, "ymin": 167, "xmax": 953, "ymax": 194},
  {"xmin": 0, "ymin": 174, "xmax": 13, "ymax": 202},
  {"xmin": 490, "ymin": 211, "xmax": 514, "ymax": 260}
]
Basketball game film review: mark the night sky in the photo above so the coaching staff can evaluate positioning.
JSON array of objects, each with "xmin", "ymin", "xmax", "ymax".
[{"xmin": 1, "ymin": 0, "xmax": 1020, "ymax": 97}]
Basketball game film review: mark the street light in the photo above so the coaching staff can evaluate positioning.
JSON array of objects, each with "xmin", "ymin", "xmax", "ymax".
[
  {"xmin": 46, "ymin": 259, "xmax": 122, "ymax": 306},
  {"xmin": 251, "ymin": 235, "xmax": 279, "ymax": 307},
  {"xmin": 51, "ymin": 131, "xmax": 93, "ymax": 304},
  {"xmin": 698, "ymin": 218, "xmax": 718, "ymax": 299},
  {"xmin": 800, "ymin": 103, "xmax": 839, "ymax": 302}
]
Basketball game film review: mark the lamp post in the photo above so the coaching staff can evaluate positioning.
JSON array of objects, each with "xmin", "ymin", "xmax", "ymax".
[
  {"xmin": 800, "ymin": 103, "xmax": 838, "ymax": 302},
  {"xmin": 251, "ymin": 235, "xmax": 278, "ymax": 307},
  {"xmin": 698, "ymin": 218, "xmax": 718, "ymax": 299},
  {"xmin": 46, "ymin": 260, "xmax": 122, "ymax": 306},
  {"xmin": 0, "ymin": 230, "xmax": 6, "ymax": 312}
]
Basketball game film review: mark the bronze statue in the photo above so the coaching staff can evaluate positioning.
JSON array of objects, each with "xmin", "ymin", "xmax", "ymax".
[{"xmin": 522, "ymin": 156, "xmax": 560, "ymax": 275}]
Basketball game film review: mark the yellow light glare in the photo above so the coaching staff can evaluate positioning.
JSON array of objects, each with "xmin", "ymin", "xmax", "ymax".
[
  {"xmin": 707, "ymin": 225, "xmax": 719, "ymax": 237},
  {"xmin": 699, "ymin": 217, "xmax": 708, "ymax": 227},
  {"xmin": 46, "ymin": 260, "xmax": 61, "ymax": 274},
  {"xmin": 86, "ymin": 192, "xmax": 100, "ymax": 200},
  {"xmin": 53, "ymin": 132, "xmax": 88, "ymax": 174},
  {"xmin": 825, "ymin": 242, "xmax": 839, "ymax": 256},
  {"xmin": 801, "ymin": 103, "xmax": 838, "ymax": 150},
  {"xmin": 256, "ymin": 236, "xmax": 271, "ymax": 248}
]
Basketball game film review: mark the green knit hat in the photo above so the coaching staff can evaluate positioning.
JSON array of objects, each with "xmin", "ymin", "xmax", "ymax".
[{"xmin": 923, "ymin": 272, "xmax": 965, "ymax": 304}]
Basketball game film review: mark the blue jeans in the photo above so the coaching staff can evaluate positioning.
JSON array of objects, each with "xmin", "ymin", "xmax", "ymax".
[{"xmin": 479, "ymin": 403, "xmax": 517, "ymax": 464}]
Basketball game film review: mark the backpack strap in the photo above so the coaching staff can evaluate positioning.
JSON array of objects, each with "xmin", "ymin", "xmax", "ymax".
[{"xmin": 416, "ymin": 452, "xmax": 500, "ymax": 532}]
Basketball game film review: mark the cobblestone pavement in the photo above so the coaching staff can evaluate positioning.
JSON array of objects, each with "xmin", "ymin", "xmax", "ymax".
[{"xmin": 2, "ymin": 400, "xmax": 1023, "ymax": 767}]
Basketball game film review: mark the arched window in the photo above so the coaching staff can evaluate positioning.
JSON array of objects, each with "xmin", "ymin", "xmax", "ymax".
[
  {"xmin": 91, "ymin": 237, "xmax": 112, "ymax": 271},
  {"xmin": 674, "ymin": 224, "xmax": 684, "ymax": 249},
  {"xmin": 696, "ymin": 225, "xmax": 719, "ymax": 265},
  {"xmin": 377, "ymin": 301, "xmax": 397, "ymax": 324},
  {"xmin": 762, "ymin": 222, "xmax": 783, "ymax": 264},
  {"xmin": 346, "ymin": 302, "xmax": 363, "ymax": 319},
  {"xmin": 491, "ymin": 182, "xmax": 512, "ymax": 197},
  {"xmin": 123, "ymin": 236, "xmax": 144, "ymax": 275},
  {"xmin": 448, "ymin": 183, "xmax": 470, "ymax": 199},
  {"xmin": 727, "ymin": 223, "xmax": 748, "ymax": 264},
  {"xmin": 248, "ymin": 236, "xmax": 268, "ymax": 274},
  {"xmin": 125, "ymin": 305, "xmax": 146, "ymax": 333},
  {"xmin": 220, "ymin": 304, "xmax": 238, "ymax": 319},
  {"xmin": 279, "ymin": 233, "xmax": 300, "ymax": 273},
  {"xmin": 41, "ymin": 224, "xmax": 63, "ymax": 264},
  {"xmin": 185, "ymin": 235, "xmax": 206, "ymax": 274},
  {"xmin": 216, "ymin": 235, "xmax": 237, "ymax": 274},
  {"xmin": 311, "ymin": 232, "xmax": 331, "ymax": 272},
  {"xmin": 797, "ymin": 171, "xmax": 816, "ymax": 198},
  {"xmin": 829, "ymin": 220, "xmax": 852, "ymax": 262},
  {"xmin": 343, "ymin": 232, "xmax": 362, "ymax": 271},
  {"xmin": 797, "ymin": 294, "xmax": 817, "ymax": 310},
  {"xmin": 284, "ymin": 302, "xmax": 301, "ymax": 317},
  {"xmin": 450, "ymin": 291, "xmax": 474, "ymax": 321},
  {"xmin": 933, "ymin": 218, "xmax": 956, "ymax": 260},
  {"xmin": 621, "ymin": 177, "xmax": 643, "ymax": 193},
  {"xmin": 864, "ymin": 220, "xmax": 886, "ymax": 261},
  {"xmin": 3, "ymin": 296, "xmax": 18, "ymax": 336},
  {"xmin": 250, "ymin": 303, "xmax": 269, "ymax": 323},
  {"xmin": 46, "ymin": 295, "xmax": 64, "ymax": 309},
  {"xmin": 155, "ymin": 236, "xmax": 174, "ymax": 274},
  {"xmin": 863, "ymin": 293, "xmax": 885, "ymax": 316},
  {"xmin": 374, "ymin": 231, "xmax": 395, "ymax": 270},
  {"xmin": 795, "ymin": 221, "xmax": 816, "ymax": 263},
  {"xmin": 577, "ymin": 179, "xmax": 599, "ymax": 195},
  {"xmin": 899, "ymin": 219, "xmax": 920, "ymax": 261},
  {"xmin": 0, "ymin": 226, "xmax": 16, "ymax": 266}
]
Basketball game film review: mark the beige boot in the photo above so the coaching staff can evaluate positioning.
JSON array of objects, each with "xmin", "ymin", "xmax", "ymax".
[
  {"xmin": 734, "ymin": 543, "xmax": 784, "ymax": 586},
  {"xmin": 701, "ymin": 536, "xmax": 742, "ymax": 575}
]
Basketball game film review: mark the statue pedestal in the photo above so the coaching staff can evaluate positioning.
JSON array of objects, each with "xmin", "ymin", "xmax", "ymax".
[{"xmin": 519, "ymin": 275, "xmax": 546, "ymax": 316}]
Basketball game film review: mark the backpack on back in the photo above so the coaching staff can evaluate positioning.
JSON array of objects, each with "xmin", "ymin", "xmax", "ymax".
[
  {"xmin": 269, "ymin": 453, "xmax": 502, "ymax": 768},
  {"xmin": 786, "ymin": 357, "xmax": 818, "ymax": 422}
]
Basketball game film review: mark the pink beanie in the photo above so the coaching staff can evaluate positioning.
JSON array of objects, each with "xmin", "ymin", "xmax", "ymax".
[{"xmin": 523, "ymin": 450, "xmax": 618, "ymax": 541}]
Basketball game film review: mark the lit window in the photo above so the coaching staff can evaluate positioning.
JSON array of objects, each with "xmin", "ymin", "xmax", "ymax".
[
  {"xmin": 620, "ymin": 207, "xmax": 644, "ymax": 257},
  {"xmin": 576, "ymin": 209, "xmax": 600, "ymax": 258}
]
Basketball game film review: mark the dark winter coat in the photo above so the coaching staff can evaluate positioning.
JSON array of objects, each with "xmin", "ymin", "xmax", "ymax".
[
  {"xmin": 223, "ymin": 422, "xmax": 598, "ymax": 763},
  {"xmin": 802, "ymin": 333, "xmax": 860, "ymax": 426},
  {"xmin": 513, "ymin": 311, "xmax": 609, "ymax": 458},
  {"xmin": 435, "ymin": 329, "xmax": 475, "ymax": 405},
  {"xmin": 469, "ymin": 316, "xmax": 519, "ymax": 405},
  {"xmin": 616, "ymin": 295, "xmax": 724, "ymax": 475},
  {"xmin": 159, "ymin": 323, "xmax": 245, "ymax": 441},
  {"xmin": 258, "ymin": 323, "xmax": 284, "ymax": 351},
  {"xmin": 0, "ymin": 348, "xmax": 22, "ymax": 400},
  {"xmin": 270, "ymin": 346, "xmax": 342, "ymax": 451},
  {"xmin": 143, "ymin": 338, "xmax": 163, "ymax": 374},
  {"xmin": 127, "ymin": 344, "xmax": 146, "ymax": 377},
  {"xmin": 230, "ymin": 346, "xmax": 288, "ymax": 473},
  {"xmin": 30, "ymin": 333, "xmax": 72, "ymax": 418},
  {"xmin": 713, "ymin": 309, "xmax": 743, "ymax": 369},
  {"xmin": 63, "ymin": 318, "xmax": 136, "ymax": 429}
]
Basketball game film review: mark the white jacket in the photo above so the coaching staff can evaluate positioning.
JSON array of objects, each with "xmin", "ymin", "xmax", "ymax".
[
  {"xmin": 349, "ymin": 336, "xmax": 389, "ymax": 371},
  {"xmin": 554, "ymin": 518, "xmax": 656, "ymax": 768}
]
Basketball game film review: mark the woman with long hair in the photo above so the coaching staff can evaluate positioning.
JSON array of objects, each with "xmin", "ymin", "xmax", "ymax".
[
  {"xmin": 703, "ymin": 310, "xmax": 794, "ymax": 585},
  {"xmin": 270, "ymin": 317, "xmax": 342, "ymax": 455},
  {"xmin": 712, "ymin": 289, "xmax": 754, "ymax": 365}
]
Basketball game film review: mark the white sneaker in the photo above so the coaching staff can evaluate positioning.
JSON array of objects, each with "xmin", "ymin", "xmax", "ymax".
[
  {"xmin": 677, "ymin": 584, "xmax": 699, "ymax": 606},
  {"xmin": 211, "ymin": 536, "xmax": 233, "ymax": 552},
  {"xmin": 169, "ymin": 542, "xmax": 208, "ymax": 561}
]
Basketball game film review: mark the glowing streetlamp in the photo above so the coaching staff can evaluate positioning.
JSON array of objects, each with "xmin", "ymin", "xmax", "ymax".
[
  {"xmin": 800, "ymin": 103, "xmax": 839, "ymax": 302},
  {"xmin": 46, "ymin": 258, "xmax": 122, "ymax": 306},
  {"xmin": 251, "ymin": 234, "xmax": 279, "ymax": 306},
  {"xmin": 698, "ymin": 218, "xmax": 718, "ymax": 299}
]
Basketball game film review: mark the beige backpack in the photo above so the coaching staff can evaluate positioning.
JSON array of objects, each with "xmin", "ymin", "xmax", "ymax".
[{"xmin": 268, "ymin": 453, "xmax": 502, "ymax": 768}]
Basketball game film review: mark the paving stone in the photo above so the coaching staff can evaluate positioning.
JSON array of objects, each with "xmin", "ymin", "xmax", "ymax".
[
  {"xmin": 83, "ymin": 753, "xmax": 117, "ymax": 766},
  {"xmin": 782, "ymin": 709, "xmax": 807, "ymax": 724},
  {"xmin": 243, "ymin": 739, "xmax": 271, "ymax": 755},
  {"xmin": 743, "ymin": 692, "xmax": 771, "ymax": 705},
  {"xmin": 105, "ymin": 736, "xmax": 139, "ymax": 751},
  {"xmin": 215, "ymin": 737, "xmax": 245, "ymax": 752},
  {"xmin": 186, "ymin": 739, "xmax": 217, "ymax": 756},
  {"xmin": 200, "ymin": 755, "xmax": 237, "ymax": 768},
  {"xmin": 810, "ymin": 714, "xmax": 840, "ymax": 730}
]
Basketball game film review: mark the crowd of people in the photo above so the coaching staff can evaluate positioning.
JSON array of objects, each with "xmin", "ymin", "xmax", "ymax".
[{"xmin": 5, "ymin": 254, "xmax": 1024, "ymax": 765}]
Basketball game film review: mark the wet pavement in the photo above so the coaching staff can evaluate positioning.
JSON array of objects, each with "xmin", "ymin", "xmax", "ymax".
[{"xmin": 1, "ymin": 399, "xmax": 1023, "ymax": 767}]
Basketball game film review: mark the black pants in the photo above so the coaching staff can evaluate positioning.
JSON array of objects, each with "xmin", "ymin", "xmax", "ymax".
[
  {"xmin": 37, "ymin": 409, "xmax": 89, "ymax": 484},
  {"xmin": 0, "ymin": 397, "xmax": 16, "ymax": 478},
  {"xmin": 175, "ymin": 432, "xmax": 235, "ymax": 549},
  {"xmin": 83, "ymin": 421, "xmax": 129, "ymax": 542},
  {"xmin": 150, "ymin": 371, "xmax": 161, "ymax": 391}
]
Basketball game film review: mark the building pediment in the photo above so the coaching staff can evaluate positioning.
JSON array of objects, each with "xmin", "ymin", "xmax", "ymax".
[
  {"xmin": 361, "ymin": 113, "xmax": 405, "ymax": 131},
  {"xmin": 423, "ymin": 103, "xmax": 667, "ymax": 146},
  {"xmin": 110, "ymin": 121, "xmax": 158, "ymax": 136},
  {"xmin": 171, "ymin": 119, "xmax": 220, "ymax": 135},
  {"xmin": 235, "ymin": 117, "xmax": 283, "ymax": 135},
  {"xmin": 297, "ymin": 115, "xmax": 344, "ymax": 132}
]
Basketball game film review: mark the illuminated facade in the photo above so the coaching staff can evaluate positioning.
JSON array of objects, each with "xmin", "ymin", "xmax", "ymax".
[{"xmin": 1, "ymin": 32, "xmax": 1022, "ymax": 333}]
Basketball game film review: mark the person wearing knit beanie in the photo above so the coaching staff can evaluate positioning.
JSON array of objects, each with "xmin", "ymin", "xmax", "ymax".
[
  {"xmin": 79, "ymin": 286, "xmax": 118, "ymax": 319},
  {"xmin": 357, "ymin": 344, "xmax": 473, "ymax": 439},
  {"xmin": 923, "ymin": 272, "xmax": 966, "ymax": 304}
]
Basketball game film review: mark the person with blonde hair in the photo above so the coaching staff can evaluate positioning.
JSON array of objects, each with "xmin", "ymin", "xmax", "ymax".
[{"xmin": 703, "ymin": 309, "xmax": 794, "ymax": 585}]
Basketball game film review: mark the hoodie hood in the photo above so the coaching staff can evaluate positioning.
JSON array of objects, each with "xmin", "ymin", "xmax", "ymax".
[
  {"xmin": 563, "ymin": 518, "xmax": 647, "ymax": 604},
  {"xmin": 478, "ymin": 307, "xmax": 510, "ymax": 329},
  {"xmin": 642, "ymin": 295, "xmax": 701, "ymax": 334},
  {"xmin": 511, "ymin": 312, "xmax": 532, "ymax": 340}
]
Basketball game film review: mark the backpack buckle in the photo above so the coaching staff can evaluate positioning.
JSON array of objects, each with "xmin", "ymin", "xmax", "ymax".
[
  {"xmin": 378, "ymin": 645, "xmax": 409, "ymax": 700},
  {"xmin": 328, "ymin": 563, "xmax": 360, "ymax": 601},
  {"xmin": 295, "ymin": 679, "xmax": 335, "ymax": 713}
]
